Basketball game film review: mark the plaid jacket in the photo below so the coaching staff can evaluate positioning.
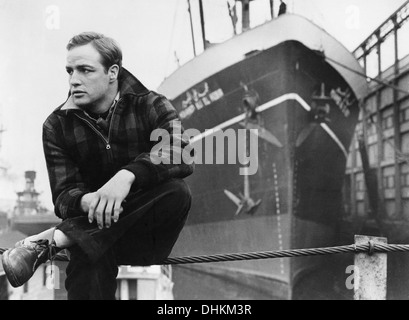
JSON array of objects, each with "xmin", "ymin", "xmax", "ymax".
[{"xmin": 43, "ymin": 68, "xmax": 194, "ymax": 220}]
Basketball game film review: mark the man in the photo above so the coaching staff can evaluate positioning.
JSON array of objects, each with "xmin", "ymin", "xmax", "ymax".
[{"xmin": 1, "ymin": 32, "xmax": 194, "ymax": 300}]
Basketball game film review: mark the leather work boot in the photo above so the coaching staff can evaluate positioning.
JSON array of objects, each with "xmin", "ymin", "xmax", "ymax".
[{"xmin": 1, "ymin": 239, "xmax": 56, "ymax": 288}]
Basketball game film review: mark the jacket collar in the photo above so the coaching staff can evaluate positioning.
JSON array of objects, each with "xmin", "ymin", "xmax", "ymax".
[
  {"xmin": 59, "ymin": 67, "xmax": 150, "ymax": 112},
  {"xmin": 61, "ymin": 92, "xmax": 120, "ymax": 111},
  {"xmin": 118, "ymin": 67, "xmax": 150, "ymax": 97},
  {"xmin": 60, "ymin": 95, "xmax": 80, "ymax": 111}
]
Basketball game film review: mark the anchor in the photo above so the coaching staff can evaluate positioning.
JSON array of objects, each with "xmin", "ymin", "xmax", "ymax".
[
  {"xmin": 239, "ymin": 82, "xmax": 283, "ymax": 148},
  {"xmin": 296, "ymin": 82, "xmax": 332, "ymax": 147},
  {"xmin": 224, "ymin": 83, "xmax": 262, "ymax": 216},
  {"xmin": 224, "ymin": 172, "xmax": 262, "ymax": 216}
]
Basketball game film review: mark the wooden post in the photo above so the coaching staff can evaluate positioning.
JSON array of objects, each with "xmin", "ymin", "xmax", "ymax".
[
  {"xmin": 354, "ymin": 235, "xmax": 387, "ymax": 300},
  {"xmin": 120, "ymin": 279, "xmax": 129, "ymax": 300},
  {"xmin": 392, "ymin": 17, "xmax": 402, "ymax": 220},
  {"xmin": 241, "ymin": 0, "xmax": 250, "ymax": 32},
  {"xmin": 187, "ymin": 0, "xmax": 197, "ymax": 57},
  {"xmin": 198, "ymin": 0, "xmax": 207, "ymax": 50}
]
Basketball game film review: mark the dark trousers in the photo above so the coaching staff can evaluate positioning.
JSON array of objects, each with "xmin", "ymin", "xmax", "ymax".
[{"xmin": 56, "ymin": 179, "xmax": 191, "ymax": 300}]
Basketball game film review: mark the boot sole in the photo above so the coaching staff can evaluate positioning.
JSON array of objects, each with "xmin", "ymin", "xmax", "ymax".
[{"xmin": 1, "ymin": 250, "xmax": 23, "ymax": 288}]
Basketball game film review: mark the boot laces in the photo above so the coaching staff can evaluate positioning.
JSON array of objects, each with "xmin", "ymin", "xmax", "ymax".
[{"xmin": 29, "ymin": 239, "xmax": 58, "ymax": 272}]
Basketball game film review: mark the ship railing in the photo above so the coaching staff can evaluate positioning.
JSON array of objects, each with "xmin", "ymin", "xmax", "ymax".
[{"xmin": 353, "ymin": 0, "xmax": 409, "ymax": 80}]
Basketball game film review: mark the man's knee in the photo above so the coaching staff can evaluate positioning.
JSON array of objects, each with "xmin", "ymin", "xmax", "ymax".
[
  {"xmin": 158, "ymin": 179, "xmax": 192, "ymax": 226},
  {"xmin": 165, "ymin": 179, "xmax": 192, "ymax": 209}
]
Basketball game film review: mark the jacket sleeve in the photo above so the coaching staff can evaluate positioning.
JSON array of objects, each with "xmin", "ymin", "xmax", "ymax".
[
  {"xmin": 121, "ymin": 92, "xmax": 195, "ymax": 190},
  {"xmin": 43, "ymin": 122, "xmax": 89, "ymax": 220}
]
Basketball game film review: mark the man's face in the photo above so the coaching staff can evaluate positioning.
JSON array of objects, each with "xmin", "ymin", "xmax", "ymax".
[{"xmin": 66, "ymin": 43, "xmax": 111, "ymax": 110}]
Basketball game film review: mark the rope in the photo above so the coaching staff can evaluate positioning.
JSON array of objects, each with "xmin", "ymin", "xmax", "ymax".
[
  {"xmin": 327, "ymin": 53, "xmax": 409, "ymax": 164},
  {"xmin": 161, "ymin": 243, "xmax": 409, "ymax": 265},
  {"xmin": 1, "ymin": 242, "xmax": 409, "ymax": 266},
  {"xmin": 325, "ymin": 56, "xmax": 409, "ymax": 96}
]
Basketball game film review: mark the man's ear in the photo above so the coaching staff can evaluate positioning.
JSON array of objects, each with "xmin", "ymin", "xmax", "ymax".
[{"xmin": 108, "ymin": 64, "xmax": 120, "ymax": 82}]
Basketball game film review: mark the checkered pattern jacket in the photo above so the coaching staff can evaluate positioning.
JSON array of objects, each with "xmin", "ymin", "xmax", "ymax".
[{"xmin": 43, "ymin": 68, "xmax": 194, "ymax": 220}]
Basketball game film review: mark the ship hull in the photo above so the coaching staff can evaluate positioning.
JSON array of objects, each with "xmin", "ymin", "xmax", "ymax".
[{"xmin": 159, "ymin": 16, "xmax": 365, "ymax": 300}]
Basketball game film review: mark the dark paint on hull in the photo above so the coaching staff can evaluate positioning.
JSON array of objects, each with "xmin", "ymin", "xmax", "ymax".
[{"xmin": 168, "ymin": 41, "xmax": 360, "ymax": 299}]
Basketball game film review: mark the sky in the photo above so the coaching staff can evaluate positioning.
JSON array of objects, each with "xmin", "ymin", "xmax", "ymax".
[{"xmin": 0, "ymin": 0, "xmax": 407, "ymax": 211}]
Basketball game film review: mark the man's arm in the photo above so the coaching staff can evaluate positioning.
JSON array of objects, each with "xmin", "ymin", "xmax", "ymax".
[
  {"xmin": 81, "ymin": 94, "xmax": 194, "ymax": 228},
  {"xmin": 80, "ymin": 169, "xmax": 134, "ymax": 229},
  {"xmin": 44, "ymin": 120, "xmax": 136, "ymax": 228},
  {"xmin": 121, "ymin": 92, "xmax": 195, "ymax": 190},
  {"xmin": 43, "ymin": 123, "xmax": 89, "ymax": 220}
]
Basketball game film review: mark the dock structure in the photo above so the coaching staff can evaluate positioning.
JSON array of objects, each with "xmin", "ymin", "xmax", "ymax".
[
  {"xmin": 343, "ymin": 1, "xmax": 409, "ymax": 299},
  {"xmin": 345, "ymin": 0, "xmax": 409, "ymax": 238}
]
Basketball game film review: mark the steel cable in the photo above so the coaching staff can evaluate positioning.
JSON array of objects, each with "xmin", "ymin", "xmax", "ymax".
[{"xmin": 1, "ymin": 242, "xmax": 409, "ymax": 265}]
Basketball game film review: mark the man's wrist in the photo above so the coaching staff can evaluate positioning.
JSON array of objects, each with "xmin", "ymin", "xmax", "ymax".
[{"xmin": 118, "ymin": 169, "xmax": 136, "ymax": 185}]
